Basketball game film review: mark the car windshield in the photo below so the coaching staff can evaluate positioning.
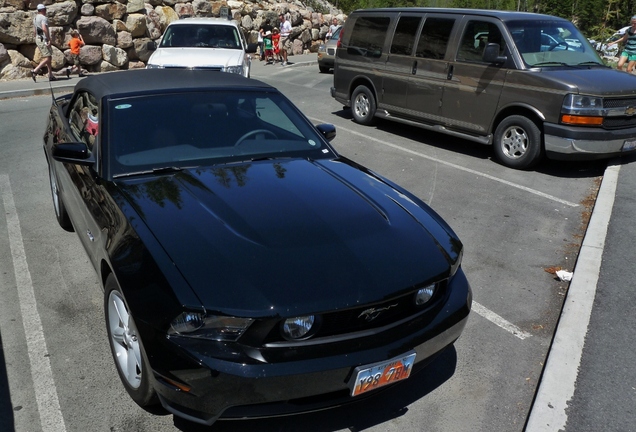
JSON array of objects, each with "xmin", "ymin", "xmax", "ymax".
[
  {"xmin": 159, "ymin": 24, "xmax": 242, "ymax": 49},
  {"xmin": 506, "ymin": 20, "xmax": 603, "ymax": 67},
  {"xmin": 106, "ymin": 90, "xmax": 334, "ymax": 177}
]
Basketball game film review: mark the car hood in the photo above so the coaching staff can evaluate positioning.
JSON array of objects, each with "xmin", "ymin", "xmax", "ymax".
[
  {"xmin": 117, "ymin": 158, "xmax": 459, "ymax": 317},
  {"xmin": 148, "ymin": 47, "xmax": 245, "ymax": 68},
  {"xmin": 537, "ymin": 67, "xmax": 636, "ymax": 96}
]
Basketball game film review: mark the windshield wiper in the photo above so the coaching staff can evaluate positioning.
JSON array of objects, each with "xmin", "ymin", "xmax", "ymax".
[
  {"xmin": 113, "ymin": 166, "xmax": 184, "ymax": 179},
  {"xmin": 577, "ymin": 61, "xmax": 608, "ymax": 67},
  {"xmin": 532, "ymin": 61, "xmax": 570, "ymax": 67}
]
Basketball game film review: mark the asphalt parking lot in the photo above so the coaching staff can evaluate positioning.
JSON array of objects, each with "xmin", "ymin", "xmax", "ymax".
[{"xmin": 0, "ymin": 57, "xmax": 633, "ymax": 431}]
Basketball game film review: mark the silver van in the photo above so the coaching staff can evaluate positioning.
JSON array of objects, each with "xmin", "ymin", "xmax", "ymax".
[{"xmin": 331, "ymin": 8, "xmax": 636, "ymax": 168}]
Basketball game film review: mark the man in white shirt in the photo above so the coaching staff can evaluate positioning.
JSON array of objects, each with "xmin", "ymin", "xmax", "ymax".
[
  {"xmin": 326, "ymin": 18, "xmax": 340, "ymax": 39},
  {"xmin": 278, "ymin": 14, "xmax": 292, "ymax": 66},
  {"xmin": 32, "ymin": 4, "xmax": 55, "ymax": 81}
]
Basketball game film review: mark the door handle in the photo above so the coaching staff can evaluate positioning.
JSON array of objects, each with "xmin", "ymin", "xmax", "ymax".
[
  {"xmin": 411, "ymin": 60, "xmax": 417, "ymax": 75},
  {"xmin": 446, "ymin": 64, "xmax": 454, "ymax": 80}
]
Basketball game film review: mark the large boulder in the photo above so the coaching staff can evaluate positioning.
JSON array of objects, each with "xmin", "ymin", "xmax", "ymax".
[
  {"xmin": 94, "ymin": 3, "xmax": 127, "ymax": 21},
  {"xmin": 0, "ymin": 11, "xmax": 35, "ymax": 45},
  {"xmin": 155, "ymin": 6, "xmax": 178, "ymax": 32},
  {"xmin": 116, "ymin": 30, "xmax": 133, "ymax": 48},
  {"xmin": 46, "ymin": 1, "xmax": 78, "ymax": 26},
  {"xmin": 125, "ymin": 13, "xmax": 147, "ymax": 38},
  {"xmin": 76, "ymin": 16, "xmax": 117, "ymax": 45},
  {"xmin": 102, "ymin": 43, "xmax": 128, "ymax": 66}
]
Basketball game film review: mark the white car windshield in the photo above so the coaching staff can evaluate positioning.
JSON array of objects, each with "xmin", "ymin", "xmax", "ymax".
[{"xmin": 160, "ymin": 24, "xmax": 242, "ymax": 49}]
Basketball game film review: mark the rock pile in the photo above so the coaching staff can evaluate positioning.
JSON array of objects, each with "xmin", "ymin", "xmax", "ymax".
[{"xmin": 0, "ymin": 0, "xmax": 344, "ymax": 80}]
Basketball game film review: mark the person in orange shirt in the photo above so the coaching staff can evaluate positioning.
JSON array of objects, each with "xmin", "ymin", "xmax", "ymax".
[{"xmin": 66, "ymin": 30, "xmax": 85, "ymax": 78}]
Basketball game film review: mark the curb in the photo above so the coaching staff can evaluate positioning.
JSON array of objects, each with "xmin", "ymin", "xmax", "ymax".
[{"xmin": 525, "ymin": 162, "xmax": 619, "ymax": 431}]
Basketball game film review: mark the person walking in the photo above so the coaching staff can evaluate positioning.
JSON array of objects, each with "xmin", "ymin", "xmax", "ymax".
[
  {"xmin": 278, "ymin": 13, "xmax": 291, "ymax": 66},
  {"xmin": 66, "ymin": 30, "xmax": 84, "ymax": 77},
  {"xmin": 31, "ymin": 4, "xmax": 55, "ymax": 82},
  {"xmin": 326, "ymin": 17, "xmax": 340, "ymax": 39},
  {"xmin": 608, "ymin": 16, "xmax": 636, "ymax": 73}
]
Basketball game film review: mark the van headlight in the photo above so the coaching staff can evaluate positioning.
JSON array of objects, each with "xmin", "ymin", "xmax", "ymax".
[{"xmin": 561, "ymin": 94, "xmax": 604, "ymax": 125}]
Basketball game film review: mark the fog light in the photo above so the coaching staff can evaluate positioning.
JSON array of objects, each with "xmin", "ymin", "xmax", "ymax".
[
  {"xmin": 282, "ymin": 315, "xmax": 315, "ymax": 340},
  {"xmin": 415, "ymin": 284, "xmax": 436, "ymax": 305}
]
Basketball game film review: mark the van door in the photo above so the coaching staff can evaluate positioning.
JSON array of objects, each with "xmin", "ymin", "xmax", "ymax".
[
  {"xmin": 406, "ymin": 16, "xmax": 457, "ymax": 123},
  {"xmin": 381, "ymin": 15, "xmax": 422, "ymax": 110},
  {"xmin": 440, "ymin": 18, "xmax": 508, "ymax": 137}
]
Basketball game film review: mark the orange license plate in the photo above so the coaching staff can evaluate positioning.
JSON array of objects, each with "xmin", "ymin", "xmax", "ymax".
[{"xmin": 349, "ymin": 352, "xmax": 416, "ymax": 397}]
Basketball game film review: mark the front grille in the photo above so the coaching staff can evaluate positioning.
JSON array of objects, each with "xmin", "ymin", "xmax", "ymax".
[
  {"xmin": 602, "ymin": 97, "xmax": 636, "ymax": 129},
  {"xmin": 262, "ymin": 280, "xmax": 447, "ymax": 344}
]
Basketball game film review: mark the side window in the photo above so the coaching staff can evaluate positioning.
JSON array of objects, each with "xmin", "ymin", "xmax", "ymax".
[
  {"xmin": 415, "ymin": 17, "xmax": 455, "ymax": 60},
  {"xmin": 348, "ymin": 16, "xmax": 390, "ymax": 58},
  {"xmin": 457, "ymin": 21, "xmax": 506, "ymax": 62},
  {"xmin": 390, "ymin": 16, "xmax": 421, "ymax": 56},
  {"xmin": 68, "ymin": 91, "xmax": 99, "ymax": 150}
]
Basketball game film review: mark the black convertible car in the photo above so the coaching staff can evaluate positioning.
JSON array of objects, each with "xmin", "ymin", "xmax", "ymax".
[{"xmin": 43, "ymin": 69, "xmax": 472, "ymax": 425}]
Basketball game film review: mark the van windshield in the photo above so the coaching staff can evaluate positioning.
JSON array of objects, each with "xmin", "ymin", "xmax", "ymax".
[{"xmin": 506, "ymin": 20, "xmax": 603, "ymax": 67}]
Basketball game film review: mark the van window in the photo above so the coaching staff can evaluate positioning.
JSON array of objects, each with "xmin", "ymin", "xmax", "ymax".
[
  {"xmin": 348, "ymin": 16, "xmax": 390, "ymax": 58},
  {"xmin": 415, "ymin": 17, "xmax": 455, "ymax": 60},
  {"xmin": 457, "ymin": 21, "xmax": 506, "ymax": 62},
  {"xmin": 391, "ymin": 16, "xmax": 421, "ymax": 55}
]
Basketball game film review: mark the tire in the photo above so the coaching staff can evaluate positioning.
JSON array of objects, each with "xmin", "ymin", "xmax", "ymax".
[
  {"xmin": 493, "ymin": 115, "xmax": 543, "ymax": 169},
  {"xmin": 351, "ymin": 85, "xmax": 376, "ymax": 126},
  {"xmin": 104, "ymin": 274, "xmax": 158, "ymax": 407},
  {"xmin": 319, "ymin": 65, "xmax": 329, "ymax": 73},
  {"xmin": 48, "ymin": 163, "xmax": 73, "ymax": 232}
]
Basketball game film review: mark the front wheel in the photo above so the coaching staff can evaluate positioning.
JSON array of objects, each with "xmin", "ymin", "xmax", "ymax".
[
  {"xmin": 104, "ymin": 274, "xmax": 157, "ymax": 407},
  {"xmin": 493, "ymin": 115, "xmax": 543, "ymax": 169},
  {"xmin": 351, "ymin": 85, "xmax": 376, "ymax": 126}
]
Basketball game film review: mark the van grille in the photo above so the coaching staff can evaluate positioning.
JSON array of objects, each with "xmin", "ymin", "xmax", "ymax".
[{"xmin": 603, "ymin": 98, "xmax": 636, "ymax": 129}]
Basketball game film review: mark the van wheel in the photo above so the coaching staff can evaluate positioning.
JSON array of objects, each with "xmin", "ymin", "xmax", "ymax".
[
  {"xmin": 493, "ymin": 115, "xmax": 542, "ymax": 169},
  {"xmin": 351, "ymin": 85, "xmax": 376, "ymax": 125}
]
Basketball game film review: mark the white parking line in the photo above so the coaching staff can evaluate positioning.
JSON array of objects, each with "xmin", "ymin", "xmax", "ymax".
[
  {"xmin": 311, "ymin": 118, "xmax": 580, "ymax": 208},
  {"xmin": 0, "ymin": 174, "xmax": 67, "ymax": 432},
  {"xmin": 472, "ymin": 302, "xmax": 532, "ymax": 340}
]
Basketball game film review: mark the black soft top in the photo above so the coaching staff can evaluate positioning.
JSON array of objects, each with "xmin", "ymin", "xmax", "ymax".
[{"xmin": 73, "ymin": 69, "xmax": 273, "ymax": 101}]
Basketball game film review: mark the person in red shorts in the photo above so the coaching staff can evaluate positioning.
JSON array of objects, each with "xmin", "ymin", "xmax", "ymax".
[{"xmin": 66, "ymin": 30, "xmax": 85, "ymax": 78}]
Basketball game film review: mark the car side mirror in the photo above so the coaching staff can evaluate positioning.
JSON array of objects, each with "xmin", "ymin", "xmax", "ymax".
[
  {"xmin": 316, "ymin": 123, "xmax": 336, "ymax": 142},
  {"xmin": 52, "ymin": 142, "xmax": 95, "ymax": 166},
  {"xmin": 483, "ymin": 43, "xmax": 506, "ymax": 64}
]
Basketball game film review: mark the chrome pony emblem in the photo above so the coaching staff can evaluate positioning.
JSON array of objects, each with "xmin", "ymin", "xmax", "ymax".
[{"xmin": 358, "ymin": 304, "xmax": 398, "ymax": 322}]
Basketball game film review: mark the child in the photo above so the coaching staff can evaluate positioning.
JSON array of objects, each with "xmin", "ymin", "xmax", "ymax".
[
  {"xmin": 263, "ymin": 30, "xmax": 274, "ymax": 64},
  {"xmin": 66, "ymin": 30, "xmax": 85, "ymax": 77},
  {"xmin": 272, "ymin": 28, "xmax": 281, "ymax": 63}
]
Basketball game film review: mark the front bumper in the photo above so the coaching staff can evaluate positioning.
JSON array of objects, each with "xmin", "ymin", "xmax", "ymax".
[
  {"xmin": 544, "ymin": 122, "xmax": 636, "ymax": 160},
  {"xmin": 150, "ymin": 269, "xmax": 472, "ymax": 426}
]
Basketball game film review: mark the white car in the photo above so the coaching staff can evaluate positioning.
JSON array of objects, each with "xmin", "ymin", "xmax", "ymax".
[{"xmin": 147, "ymin": 18, "xmax": 252, "ymax": 77}]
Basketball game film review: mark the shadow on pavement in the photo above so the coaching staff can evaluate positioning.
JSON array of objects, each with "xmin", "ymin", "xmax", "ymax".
[
  {"xmin": 173, "ymin": 346, "xmax": 458, "ymax": 432},
  {"xmin": 0, "ymin": 332, "xmax": 15, "ymax": 431}
]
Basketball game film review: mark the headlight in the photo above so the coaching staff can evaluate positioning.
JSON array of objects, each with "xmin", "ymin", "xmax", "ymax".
[
  {"xmin": 282, "ymin": 315, "xmax": 316, "ymax": 340},
  {"xmin": 415, "ymin": 284, "xmax": 436, "ymax": 305},
  {"xmin": 224, "ymin": 65, "xmax": 244, "ymax": 75},
  {"xmin": 168, "ymin": 312, "xmax": 253, "ymax": 341},
  {"xmin": 318, "ymin": 44, "xmax": 326, "ymax": 53},
  {"xmin": 562, "ymin": 94, "xmax": 603, "ymax": 113}
]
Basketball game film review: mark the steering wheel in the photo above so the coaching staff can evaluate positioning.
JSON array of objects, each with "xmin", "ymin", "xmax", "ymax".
[
  {"xmin": 235, "ymin": 129, "xmax": 278, "ymax": 146},
  {"xmin": 549, "ymin": 41, "xmax": 569, "ymax": 51}
]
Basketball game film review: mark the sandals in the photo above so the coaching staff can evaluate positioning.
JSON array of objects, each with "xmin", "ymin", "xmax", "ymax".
[{"xmin": 30, "ymin": 70, "xmax": 37, "ymax": 82}]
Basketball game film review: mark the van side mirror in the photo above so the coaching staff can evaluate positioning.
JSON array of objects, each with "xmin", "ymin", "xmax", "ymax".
[{"xmin": 483, "ymin": 43, "xmax": 506, "ymax": 64}]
